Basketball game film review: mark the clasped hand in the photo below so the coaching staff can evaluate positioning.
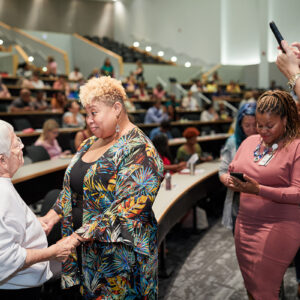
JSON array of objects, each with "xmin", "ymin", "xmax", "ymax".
[
  {"xmin": 226, "ymin": 174, "xmax": 260, "ymax": 195},
  {"xmin": 51, "ymin": 233, "xmax": 86, "ymax": 262}
]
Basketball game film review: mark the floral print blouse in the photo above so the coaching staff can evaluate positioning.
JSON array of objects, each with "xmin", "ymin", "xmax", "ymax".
[{"xmin": 53, "ymin": 127, "xmax": 164, "ymax": 299}]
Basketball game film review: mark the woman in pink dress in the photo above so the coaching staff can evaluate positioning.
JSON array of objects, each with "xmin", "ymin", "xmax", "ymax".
[{"xmin": 226, "ymin": 90, "xmax": 300, "ymax": 300}]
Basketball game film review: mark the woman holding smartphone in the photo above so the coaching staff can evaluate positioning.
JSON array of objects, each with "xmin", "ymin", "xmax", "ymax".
[{"xmin": 227, "ymin": 90, "xmax": 300, "ymax": 300}]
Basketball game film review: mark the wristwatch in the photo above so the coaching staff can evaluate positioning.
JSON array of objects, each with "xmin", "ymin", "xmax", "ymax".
[{"xmin": 288, "ymin": 73, "xmax": 300, "ymax": 91}]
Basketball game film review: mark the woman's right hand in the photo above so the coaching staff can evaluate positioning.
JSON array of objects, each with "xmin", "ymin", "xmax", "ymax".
[{"xmin": 50, "ymin": 236, "xmax": 79, "ymax": 262}]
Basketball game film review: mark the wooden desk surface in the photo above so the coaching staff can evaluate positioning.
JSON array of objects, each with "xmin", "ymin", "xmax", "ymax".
[
  {"xmin": 0, "ymin": 110, "xmax": 63, "ymax": 117},
  {"xmin": 153, "ymin": 160, "xmax": 220, "ymax": 223},
  {"xmin": 168, "ymin": 133, "xmax": 229, "ymax": 146},
  {"xmin": 12, "ymin": 157, "xmax": 72, "ymax": 184},
  {"xmin": 16, "ymin": 127, "xmax": 82, "ymax": 138},
  {"xmin": 138, "ymin": 119, "xmax": 232, "ymax": 128}
]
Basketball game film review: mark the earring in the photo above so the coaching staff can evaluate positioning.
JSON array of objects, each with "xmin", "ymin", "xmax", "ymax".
[{"xmin": 115, "ymin": 123, "xmax": 120, "ymax": 134}]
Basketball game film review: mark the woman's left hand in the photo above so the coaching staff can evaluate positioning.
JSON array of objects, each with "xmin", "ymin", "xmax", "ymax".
[{"xmin": 227, "ymin": 174, "xmax": 260, "ymax": 195}]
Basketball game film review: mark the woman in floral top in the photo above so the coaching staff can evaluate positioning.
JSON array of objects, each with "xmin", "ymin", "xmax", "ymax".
[{"xmin": 40, "ymin": 76, "xmax": 164, "ymax": 299}]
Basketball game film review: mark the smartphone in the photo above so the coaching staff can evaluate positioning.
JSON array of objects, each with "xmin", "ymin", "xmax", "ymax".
[
  {"xmin": 230, "ymin": 172, "xmax": 246, "ymax": 182},
  {"xmin": 269, "ymin": 21, "xmax": 285, "ymax": 53}
]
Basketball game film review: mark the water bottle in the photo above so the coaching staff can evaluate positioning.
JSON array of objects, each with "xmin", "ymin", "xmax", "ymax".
[{"xmin": 165, "ymin": 171, "xmax": 172, "ymax": 190}]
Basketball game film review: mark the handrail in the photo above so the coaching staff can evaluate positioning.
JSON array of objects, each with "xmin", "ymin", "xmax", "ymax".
[
  {"xmin": 13, "ymin": 45, "xmax": 29, "ymax": 62},
  {"xmin": 13, "ymin": 28, "xmax": 70, "ymax": 74},
  {"xmin": 73, "ymin": 33, "xmax": 124, "ymax": 76},
  {"xmin": 202, "ymin": 63, "xmax": 221, "ymax": 81},
  {"xmin": 0, "ymin": 21, "xmax": 11, "ymax": 30}
]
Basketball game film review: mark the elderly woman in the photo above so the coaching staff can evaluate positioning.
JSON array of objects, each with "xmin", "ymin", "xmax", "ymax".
[
  {"xmin": 39, "ymin": 77, "xmax": 164, "ymax": 298},
  {"xmin": 0, "ymin": 120, "xmax": 74, "ymax": 299},
  {"xmin": 227, "ymin": 90, "xmax": 300, "ymax": 300}
]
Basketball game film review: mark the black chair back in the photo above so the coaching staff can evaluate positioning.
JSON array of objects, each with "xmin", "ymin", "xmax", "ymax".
[
  {"xmin": 25, "ymin": 145, "xmax": 50, "ymax": 162},
  {"xmin": 13, "ymin": 118, "xmax": 32, "ymax": 131}
]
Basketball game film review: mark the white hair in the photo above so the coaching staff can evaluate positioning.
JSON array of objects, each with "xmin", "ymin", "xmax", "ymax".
[{"xmin": 0, "ymin": 120, "xmax": 14, "ymax": 157}]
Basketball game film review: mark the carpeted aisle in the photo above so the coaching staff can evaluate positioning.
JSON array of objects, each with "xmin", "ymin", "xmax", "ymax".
[{"xmin": 159, "ymin": 220, "xmax": 298, "ymax": 300}]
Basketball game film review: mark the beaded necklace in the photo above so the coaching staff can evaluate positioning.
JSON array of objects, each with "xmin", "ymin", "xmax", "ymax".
[{"xmin": 253, "ymin": 140, "xmax": 278, "ymax": 162}]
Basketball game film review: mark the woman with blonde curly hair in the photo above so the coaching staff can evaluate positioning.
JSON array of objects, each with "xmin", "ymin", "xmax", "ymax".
[
  {"xmin": 39, "ymin": 76, "xmax": 164, "ymax": 298},
  {"xmin": 227, "ymin": 90, "xmax": 300, "ymax": 300}
]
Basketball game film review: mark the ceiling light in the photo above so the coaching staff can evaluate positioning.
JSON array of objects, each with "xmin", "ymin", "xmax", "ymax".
[
  {"xmin": 158, "ymin": 51, "xmax": 164, "ymax": 57},
  {"xmin": 0, "ymin": 40, "xmax": 3, "ymax": 45},
  {"xmin": 133, "ymin": 41, "xmax": 140, "ymax": 47},
  {"xmin": 28, "ymin": 56, "xmax": 34, "ymax": 62},
  {"xmin": 185, "ymin": 61, "xmax": 191, "ymax": 68},
  {"xmin": 145, "ymin": 46, "xmax": 152, "ymax": 52},
  {"xmin": 171, "ymin": 56, "xmax": 177, "ymax": 62}
]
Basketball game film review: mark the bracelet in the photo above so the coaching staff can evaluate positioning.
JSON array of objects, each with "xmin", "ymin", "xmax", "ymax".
[{"xmin": 287, "ymin": 73, "xmax": 300, "ymax": 91}]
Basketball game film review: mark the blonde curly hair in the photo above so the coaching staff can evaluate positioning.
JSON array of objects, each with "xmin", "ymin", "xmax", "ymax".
[{"xmin": 79, "ymin": 76, "xmax": 127, "ymax": 107}]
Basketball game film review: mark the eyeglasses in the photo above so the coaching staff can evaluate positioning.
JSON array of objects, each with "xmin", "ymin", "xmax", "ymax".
[{"xmin": 15, "ymin": 137, "xmax": 24, "ymax": 149}]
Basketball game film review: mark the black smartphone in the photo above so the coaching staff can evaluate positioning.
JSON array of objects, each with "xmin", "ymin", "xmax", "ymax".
[
  {"xmin": 269, "ymin": 21, "xmax": 285, "ymax": 53},
  {"xmin": 230, "ymin": 172, "xmax": 246, "ymax": 182}
]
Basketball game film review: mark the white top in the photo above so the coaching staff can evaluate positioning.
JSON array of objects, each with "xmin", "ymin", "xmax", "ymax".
[
  {"xmin": 181, "ymin": 96, "xmax": 199, "ymax": 110},
  {"xmin": 0, "ymin": 177, "xmax": 52, "ymax": 289}
]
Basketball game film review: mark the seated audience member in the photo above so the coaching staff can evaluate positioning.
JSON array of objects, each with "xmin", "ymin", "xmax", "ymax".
[
  {"xmin": 190, "ymin": 79, "xmax": 206, "ymax": 107},
  {"xmin": 125, "ymin": 73, "xmax": 137, "ymax": 94},
  {"xmin": 144, "ymin": 100, "xmax": 169, "ymax": 124},
  {"xmin": 0, "ymin": 77, "xmax": 11, "ymax": 98},
  {"xmin": 134, "ymin": 81, "xmax": 149, "ymax": 100},
  {"xmin": 226, "ymin": 80, "xmax": 241, "ymax": 93},
  {"xmin": 35, "ymin": 119, "xmax": 71, "ymax": 159},
  {"xmin": 100, "ymin": 58, "xmax": 114, "ymax": 77},
  {"xmin": 205, "ymin": 80, "xmax": 218, "ymax": 93},
  {"xmin": 134, "ymin": 60, "xmax": 144, "ymax": 82},
  {"xmin": 200, "ymin": 103, "xmax": 219, "ymax": 121},
  {"xmin": 46, "ymin": 56, "xmax": 57, "ymax": 76},
  {"xmin": 239, "ymin": 90, "xmax": 256, "ymax": 108},
  {"xmin": 176, "ymin": 127, "xmax": 213, "ymax": 163},
  {"xmin": 165, "ymin": 94, "xmax": 180, "ymax": 121},
  {"xmin": 0, "ymin": 120, "xmax": 75, "ymax": 297},
  {"xmin": 88, "ymin": 68, "xmax": 100, "ymax": 79},
  {"xmin": 212, "ymin": 71, "xmax": 222, "ymax": 84},
  {"xmin": 16, "ymin": 62, "xmax": 33, "ymax": 79},
  {"xmin": 51, "ymin": 91, "xmax": 68, "ymax": 112},
  {"xmin": 190, "ymin": 79, "xmax": 205, "ymax": 93},
  {"xmin": 74, "ymin": 122, "xmax": 93, "ymax": 150},
  {"xmin": 62, "ymin": 101, "xmax": 85, "ymax": 128},
  {"xmin": 218, "ymin": 101, "xmax": 231, "ymax": 120},
  {"xmin": 68, "ymin": 67, "xmax": 83, "ymax": 82},
  {"xmin": 152, "ymin": 133, "xmax": 186, "ymax": 173},
  {"xmin": 150, "ymin": 121, "xmax": 173, "ymax": 140},
  {"xmin": 124, "ymin": 98, "xmax": 136, "ymax": 112},
  {"xmin": 153, "ymin": 83, "xmax": 166, "ymax": 100},
  {"xmin": 22, "ymin": 71, "xmax": 44, "ymax": 89},
  {"xmin": 10, "ymin": 88, "xmax": 35, "ymax": 112},
  {"xmin": 53, "ymin": 75, "xmax": 70, "ymax": 96},
  {"xmin": 32, "ymin": 90, "xmax": 48, "ymax": 111},
  {"xmin": 181, "ymin": 91, "xmax": 199, "ymax": 110}
]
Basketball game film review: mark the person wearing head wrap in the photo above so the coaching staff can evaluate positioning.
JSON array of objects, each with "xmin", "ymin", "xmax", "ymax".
[{"xmin": 219, "ymin": 103, "xmax": 257, "ymax": 232}]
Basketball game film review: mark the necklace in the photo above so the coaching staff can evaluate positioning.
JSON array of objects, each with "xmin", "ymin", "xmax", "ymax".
[{"xmin": 253, "ymin": 140, "xmax": 278, "ymax": 162}]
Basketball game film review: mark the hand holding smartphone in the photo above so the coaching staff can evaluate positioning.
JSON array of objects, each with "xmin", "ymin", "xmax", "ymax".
[
  {"xmin": 269, "ymin": 21, "xmax": 285, "ymax": 53},
  {"xmin": 230, "ymin": 172, "xmax": 246, "ymax": 182}
]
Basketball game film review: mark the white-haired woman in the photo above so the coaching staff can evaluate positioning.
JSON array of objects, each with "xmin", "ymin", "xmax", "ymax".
[
  {"xmin": 40, "ymin": 76, "xmax": 164, "ymax": 299},
  {"xmin": 0, "ymin": 120, "xmax": 75, "ymax": 300}
]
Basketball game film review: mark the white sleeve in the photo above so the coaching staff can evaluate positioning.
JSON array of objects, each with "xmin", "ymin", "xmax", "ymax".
[{"xmin": 0, "ymin": 215, "xmax": 27, "ymax": 281}]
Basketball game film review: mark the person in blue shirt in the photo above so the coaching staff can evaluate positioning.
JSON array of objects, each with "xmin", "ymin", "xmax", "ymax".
[
  {"xmin": 144, "ymin": 100, "xmax": 169, "ymax": 124},
  {"xmin": 149, "ymin": 121, "xmax": 173, "ymax": 140}
]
